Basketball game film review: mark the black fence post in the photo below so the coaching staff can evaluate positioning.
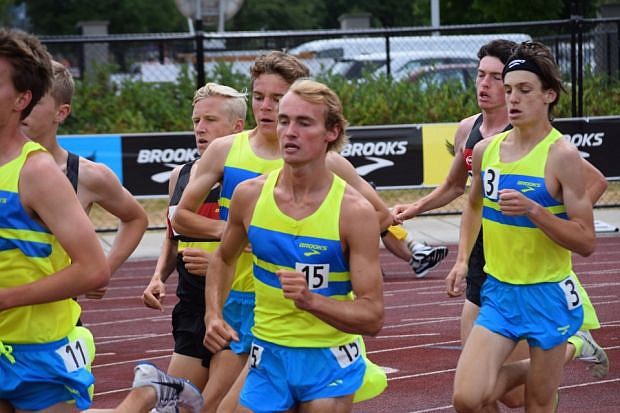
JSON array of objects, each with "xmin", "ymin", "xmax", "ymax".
[
  {"xmin": 195, "ymin": 19, "xmax": 205, "ymax": 90},
  {"xmin": 569, "ymin": 15, "xmax": 580, "ymax": 117},
  {"xmin": 385, "ymin": 34, "xmax": 391, "ymax": 78}
]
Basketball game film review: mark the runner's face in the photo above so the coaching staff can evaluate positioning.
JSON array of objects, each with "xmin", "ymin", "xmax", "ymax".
[
  {"xmin": 252, "ymin": 74, "xmax": 290, "ymax": 137},
  {"xmin": 277, "ymin": 92, "xmax": 337, "ymax": 165},
  {"xmin": 504, "ymin": 70, "xmax": 554, "ymax": 127},
  {"xmin": 192, "ymin": 95, "xmax": 238, "ymax": 155},
  {"xmin": 476, "ymin": 56, "xmax": 506, "ymax": 111}
]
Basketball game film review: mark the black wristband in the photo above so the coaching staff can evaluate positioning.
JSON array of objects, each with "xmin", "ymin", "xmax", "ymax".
[{"xmin": 380, "ymin": 229, "xmax": 389, "ymax": 238}]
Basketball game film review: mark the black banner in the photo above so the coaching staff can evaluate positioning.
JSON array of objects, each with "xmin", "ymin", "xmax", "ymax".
[
  {"xmin": 554, "ymin": 116, "xmax": 620, "ymax": 179},
  {"xmin": 342, "ymin": 125, "xmax": 423, "ymax": 188},
  {"xmin": 121, "ymin": 133, "xmax": 197, "ymax": 196}
]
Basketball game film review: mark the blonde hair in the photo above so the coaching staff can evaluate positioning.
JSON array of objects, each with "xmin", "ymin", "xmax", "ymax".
[
  {"xmin": 50, "ymin": 60, "xmax": 74, "ymax": 105},
  {"xmin": 192, "ymin": 82, "xmax": 247, "ymax": 121},
  {"xmin": 287, "ymin": 78, "xmax": 349, "ymax": 152}
]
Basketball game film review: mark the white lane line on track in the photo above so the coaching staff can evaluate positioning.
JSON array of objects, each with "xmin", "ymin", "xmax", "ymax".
[
  {"xmin": 92, "ymin": 354, "xmax": 170, "ymax": 370},
  {"xmin": 375, "ymin": 333, "xmax": 441, "ymax": 339},
  {"xmin": 560, "ymin": 377, "xmax": 620, "ymax": 390},
  {"xmin": 367, "ymin": 340, "xmax": 461, "ymax": 355},
  {"xmin": 407, "ymin": 405, "xmax": 453, "ymax": 413},
  {"xmin": 382, "ymin": 317, "xmax": 460, "ymax": 330},
  {"xmin": 389, "ymin": 368, "xmax": 456, "ymax": 381},
  {"xmin": 86, "ymin": 316, "xmax": 170, "ymax": 327},
  {"xmin": 94, "ymin": 332, "xmax": 170, "ymax": 345}
]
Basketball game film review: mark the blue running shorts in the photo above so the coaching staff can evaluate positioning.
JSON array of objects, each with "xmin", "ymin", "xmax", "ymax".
[
  {"xmin": 0, "ymin": 326, "xmax": 96, "ymax": 411},
  {"xmin": 477, "ymin": 275, "xmax": 584, "ymax": 350},
  {"xmin": 240, "ymin": 337, "xmax": 366, "ymax": 412},
  {"xmin": 222, "ymin": 290, "xmax": 255, "ymax": 355}
]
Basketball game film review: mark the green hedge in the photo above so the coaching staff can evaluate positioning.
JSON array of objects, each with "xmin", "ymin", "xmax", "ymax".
[{"xmin": 62, "ymin": 64, "xmax": 620, "ymax": 135}]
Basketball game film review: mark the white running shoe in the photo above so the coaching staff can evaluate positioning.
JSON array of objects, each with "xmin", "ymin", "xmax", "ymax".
[
  {"xmin": 574, "ymin": 330, "xmax": 609, "ymax": 378},
  {"xmin": 133, "ymin": 361, "xmax": 204, "ymax": 413},
  {"xmin": 408, "ymin": 242, "xmax": 449, "ymax": 278}
]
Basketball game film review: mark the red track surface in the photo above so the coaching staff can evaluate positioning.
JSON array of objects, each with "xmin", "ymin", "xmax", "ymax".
[{"xmin": 84, "ymin": 235, "xmax": 620, "ymax": 412}]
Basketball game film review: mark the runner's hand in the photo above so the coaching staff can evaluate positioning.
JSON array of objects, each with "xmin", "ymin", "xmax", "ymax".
[
  {"xmin": 142, "ymin": 277, "xmax": 166, "ymax": 311},
  {"xmin": 445, "ymin": 261, "xmax": 468, "ymax": 297}
]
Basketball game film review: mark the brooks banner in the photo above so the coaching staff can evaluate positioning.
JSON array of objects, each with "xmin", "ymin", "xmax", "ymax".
[{"xmin": 58, "ymin": 116, "xmax": 619, "ymax": 196}]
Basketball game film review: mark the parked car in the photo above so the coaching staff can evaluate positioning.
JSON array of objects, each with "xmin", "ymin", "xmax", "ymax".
[
  {"xmin": 407, "ymin": 63, "xmax": 478, "ymax": 90},
  {"xmin": 328, "ymin": 50, "xmax": 479, "ymax": 81}
]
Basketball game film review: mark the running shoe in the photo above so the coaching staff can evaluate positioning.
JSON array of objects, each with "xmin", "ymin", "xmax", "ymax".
[
  {"xmin": 574, "ymin": 330, "xmax": 610, "ymax": 378},
  {"xmin": 133, "ymin": 361, "xmax": 204, "ymax": 413},
  {"xmin": 408, "ymin": 242, "xmax": 449, "ymax": 278}
]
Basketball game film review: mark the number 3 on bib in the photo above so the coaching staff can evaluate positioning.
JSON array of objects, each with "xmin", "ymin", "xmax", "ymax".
[
  {"xmin": 484, "ymin": 167, "xmax": 500, "ymax": 200},
  {"xmin": 560, "ymin": 275, "xmax": 582, "ymax": 310}
]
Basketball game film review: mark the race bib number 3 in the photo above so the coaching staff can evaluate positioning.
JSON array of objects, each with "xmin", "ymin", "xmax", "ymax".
[
  {"xmin": 560, "ymin": 275, "xmax": 582, "ymax": 310},
  {"xmin": 56, "ymin": 338, "xmax": 90, "ymax": 373},
  {"xmin": 330, "ymin": 340, "xmax": 361, "ymax": 368},
  {"xmin": 483, "ymin": 167, "xmax": 500, "ymax": 200},
  {"xmin": 295, "ymin": 262, "xmax": 329, "ymax": 290}
]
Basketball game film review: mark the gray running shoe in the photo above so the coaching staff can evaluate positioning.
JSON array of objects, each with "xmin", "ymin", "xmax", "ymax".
[
  {"xmin": 408, "ymin": 242, "xmax": 449, "ymax": 278},
  {"xmin": 574, "ymin": 330, "xmax": 609, "ymax": 378},
  {"xmin": 133, "ymin": 361, "xmax": 204, "ymax": 413}
]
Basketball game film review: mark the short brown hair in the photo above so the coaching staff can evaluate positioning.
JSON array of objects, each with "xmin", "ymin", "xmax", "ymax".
[
  {"xmin": 250, "ymin": 51, "xmax": 309, "ymax": 88},
  {"xmin": 0, "ymin": 29, "xmax": 52, "ymax": 119},
  {"xmin": 508, "ymin": 41, "xmax": 566, "ymax": 119}
]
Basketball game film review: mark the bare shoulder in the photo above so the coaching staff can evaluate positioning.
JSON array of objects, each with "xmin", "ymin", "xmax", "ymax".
[
  {"xmin": 341, "ymin": 184, "xmax": 376, "ymax": 218},
  {"xmin": 548, "ymin": 135, "xmax": 583, "ymax": 171},
  {"xmin": 21, "ymin": 149, "xmax": 58, "ymax": 179},
  {"xmin": 454, "ymin": 113, "xmax": 480, "ymax": 152},
  {"xmin": 77, "ymin": 157, "xmax": 120, "ymax": 190},
  {"xmin": 208, "ymin": 132, "xmax": 237, "ymax": 156}
]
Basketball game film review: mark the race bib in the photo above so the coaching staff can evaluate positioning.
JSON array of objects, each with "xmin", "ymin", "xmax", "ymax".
[
  {"xmin": 483, "ymin": 167, "xmax": 500, "ymax": 200},
  {"xmin": 330, "ymin": 339, "xmax": 361, "ymax": 368},
  {"xmin": 56, "ymin": 337, "xmax": 90, "ymax": 373},
  {"xmin": 559, "ymin": 275, "xmax": 582, "ymax": 310},
  {"xmin": 295, "ymin": 262, "xmax": 329, "ymax": 290},
  {"xmin": 249, "ymin": 342, "xmax": 264, "ymax": 368}
]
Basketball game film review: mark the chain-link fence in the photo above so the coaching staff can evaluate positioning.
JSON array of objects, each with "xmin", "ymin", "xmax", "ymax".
[
  {"xmin": 39, "ymin": 18, "xmax": 620, "ymax": 231},
  {"xmin": 42, "ymin": 17, "xmax": 620, "ymax": 117}
]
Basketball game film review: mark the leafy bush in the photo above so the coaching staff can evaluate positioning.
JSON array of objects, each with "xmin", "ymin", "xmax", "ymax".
[{"xmin": 60, "ymin": 64, "xmax": 619, "ymax": 135}]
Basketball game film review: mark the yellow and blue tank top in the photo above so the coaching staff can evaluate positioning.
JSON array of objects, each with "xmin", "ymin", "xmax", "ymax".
[
  {"xmin": 0, "ymin": 141, "xmax": 80, "ymax": 343},
  {"xmin": 248, "ymin": 168, "xmax": 357, "ymax": 347},
  {"xmin": 481, "ymin": 128, "xmax": 574, "ymax": 285},
  {"xmin": 220, "ymin": 131, "xmax": 283, "ymax": 293}
]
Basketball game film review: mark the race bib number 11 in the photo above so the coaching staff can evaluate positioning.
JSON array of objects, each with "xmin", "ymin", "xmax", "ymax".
[{"xmin": 56, "ymin": 338, "xmax": 90, "ymax": 373}]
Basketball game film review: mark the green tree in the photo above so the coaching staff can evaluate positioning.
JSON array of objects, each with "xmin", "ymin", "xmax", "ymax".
[
  {"xmin": 227, "ymin": 0, "xmax": 326, "ymax": 30},
  {"xmin": 21, "ymin": 0, "xmax": 187, "ymax": 34}
]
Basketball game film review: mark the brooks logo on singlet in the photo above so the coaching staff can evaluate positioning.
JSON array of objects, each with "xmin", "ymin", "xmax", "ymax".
[
  {"xmin": 517, "ymin": 180, "xmax": 541, "ymax": 193},
  {"xmin": 299, "ymin": 242, "xmax": 328, "ymax": 256}
]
